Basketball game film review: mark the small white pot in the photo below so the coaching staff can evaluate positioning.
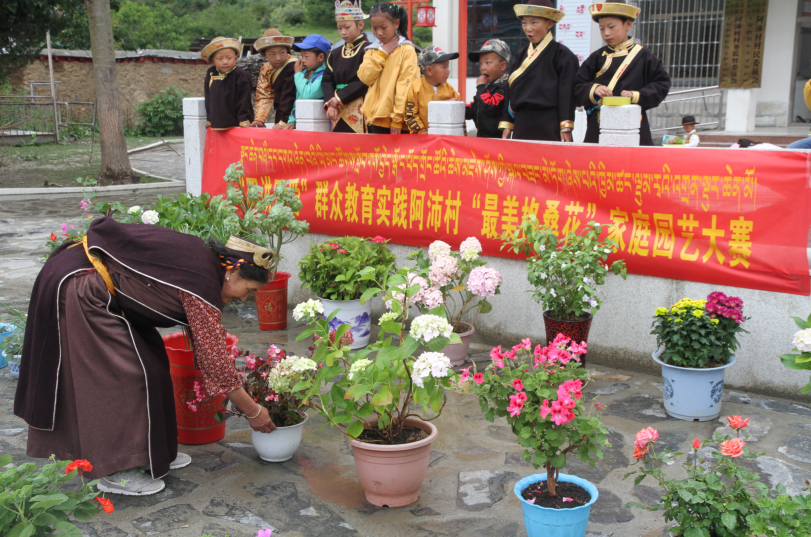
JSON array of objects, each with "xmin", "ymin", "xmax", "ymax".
[
  {"xmin": 251, "ymin": 414, "xmax": 308, "ymax": 462},
  {"xmin": 7, "ymin": 354, "xmax": 21, "ymax": 379},
  {"xmin": 320, "ymin": 297, "xmax": 373, "ymax": 349}
]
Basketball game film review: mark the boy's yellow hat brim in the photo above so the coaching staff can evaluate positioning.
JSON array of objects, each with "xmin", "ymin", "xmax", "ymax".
[
  {"xmin": 513, "ymin": 4, "xmax": 565, "ymax": 22},
  {"xmin": 589, "ymin": 3, "xmax": 641, "ymax": 22},
  {"xmin": 255, "ymin": 29, "xmax": 295, "ymax": 52},
  {"xmin": 201, "ymin": 37, "xmax": 241, "ymax": 62}
]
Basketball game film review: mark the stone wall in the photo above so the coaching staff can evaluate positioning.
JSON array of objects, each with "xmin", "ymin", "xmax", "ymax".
[{"xmin": 10, "ymin": 55, "xmax": 209, "ymax": 126}]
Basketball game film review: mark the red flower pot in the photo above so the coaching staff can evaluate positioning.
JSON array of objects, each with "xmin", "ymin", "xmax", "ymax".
[
  {"xmin": 543, "ymin": 311, "xmax": 593, "ymax": 366},
  {"xmin": 255, "ymin": 272, "xmax": 291, "ymax": 331},
  {"xmin": 163, "ymin": 332, "xmax": 238, "ymax": 445}
]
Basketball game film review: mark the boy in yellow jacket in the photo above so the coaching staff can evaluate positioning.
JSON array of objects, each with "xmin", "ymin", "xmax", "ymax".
[
  {"xmin": 358, "ymin": 3, "xmax": 419, "ymax": 133},
  {"xmin": 405, "ymin": 46, "xmax": 460, "ymax": 134}
]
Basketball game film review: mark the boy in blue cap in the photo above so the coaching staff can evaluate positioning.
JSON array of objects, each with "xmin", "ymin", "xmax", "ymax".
[{"xmin": 286, "ymin": 34, "xmax": 332, "ymax": 128}]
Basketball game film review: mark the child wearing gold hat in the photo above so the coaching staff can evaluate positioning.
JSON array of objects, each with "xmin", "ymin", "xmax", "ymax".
[
  {"xmin": 251, "ymin": 29, "xmax": 296, "ymax": 128},
  {"xmin": 201, "ymin": 37, "xmax": 254, "ymax": 129}
]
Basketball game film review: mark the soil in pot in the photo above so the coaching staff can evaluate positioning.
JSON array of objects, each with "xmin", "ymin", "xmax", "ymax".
[
  {"xmin": 357, "ymin": 426, "xmax": 428, "ymax": 445},
  {"xmin": 521, "ymin": 480, "xmax": 592, "ymax": 509}
]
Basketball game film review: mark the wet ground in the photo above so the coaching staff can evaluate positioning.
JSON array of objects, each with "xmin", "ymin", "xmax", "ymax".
[{"xmin": 2, "ymin": 152, "xmax": 811, "ymax": 537}]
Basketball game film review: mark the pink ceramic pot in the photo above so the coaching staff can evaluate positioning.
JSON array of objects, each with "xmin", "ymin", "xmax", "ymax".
[
  {"xmin": 443, "ymin": 322, "xmax": 474, "ymax": 366},
  {"xmin": 348, "ymin": 417, "xmax": 438, "ymax": 507}
]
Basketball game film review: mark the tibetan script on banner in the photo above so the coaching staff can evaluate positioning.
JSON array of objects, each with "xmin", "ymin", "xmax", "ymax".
[{"xmin": 719, "ymin": 0, "xmax": 768, "ymax": 89}]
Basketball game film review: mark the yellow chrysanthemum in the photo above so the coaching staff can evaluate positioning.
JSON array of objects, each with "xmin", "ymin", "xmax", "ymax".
[
  {"xmin": 674, "ymin": 318, "xmax": 683, "ymax": 323},
  {"xmin": 693, "ymin": 310, "xmax": 704, "ymax": 318},
  {"xmin": 655, "ymin": 307, "xmax": 668, "ymax": 316},
  {"xmin": 711, "ymin": 318, "xmax": 719, "ymax": 325}
]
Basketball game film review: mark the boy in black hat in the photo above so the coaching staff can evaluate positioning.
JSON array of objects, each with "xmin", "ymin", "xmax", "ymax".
[
  {"xmin": 681, "ymin": 115, "xmax": 700, "ymax": 147},
  {"xmin": 465, "ymin": 39, "xmax": 511, "ymax": 139},
  {"xmin": 501, "ymin": 0, "xmax": 579, "ymax": 142}
]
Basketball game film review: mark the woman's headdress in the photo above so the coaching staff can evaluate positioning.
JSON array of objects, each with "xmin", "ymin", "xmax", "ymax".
[
  {"xmin": 224, "ymin": 237, "xmax": 273, "ymax": 269},
  {"xmin": 336, "ymin": 0, "xmax": 368, "ymax": 21}
]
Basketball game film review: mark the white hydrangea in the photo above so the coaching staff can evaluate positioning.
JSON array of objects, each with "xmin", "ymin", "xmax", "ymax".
[
  {"xmin": 285, "ymin": 355, "xmax": 318, "ymax": 372},
  {"xmin": 127, "ymin": 205, "xmax": 141, "ymax": 215},
  {"xmin": 411, "ymin": 352, "xmax": 452, "ymax": 388},
  {"xmin": 349, "ymin": 358, "xmax": 373, "ymax": 380},
  {"xmin": 293, "ymin": 299, "xmax": 324, "ymax": 321},
  {"xmin": 794, "ymin": 328, "xmax": 811, "ymax": 353},
  {"xmin": 428, "ymin": 240, "xmax": 451, "ymax": 261},
  {"xmin": 459, "ymin": 237, "xmax": 482, "ymax": 261},
  {"xmin": 410, "ymin": 314, "xmax": 452, "ymax": 342},
  {"xmin": 379, "ymin": 312, "xmax": 399, "ymax": 325},
  {"xmin": 141, "ymin": 210, "xmax": 159, "ymax": 225}
]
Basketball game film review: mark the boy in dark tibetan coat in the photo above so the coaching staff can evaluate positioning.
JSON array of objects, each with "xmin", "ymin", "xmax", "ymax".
[
  {"xmin": 501, "ymin": 0, "xmax": 579, "ymax": 142},
  {"xmin": 466, "ymin": 39, "xmax": 511, "ymax": 139},
  {"xmin": 202, "ymin": 37, "xmax": 254, "ymax": 129},
  {"xmin": 252, "ymin": 29, "xmax": 296, "ymax": 129},
  {"xmin": 575, "ymin": 1, "xmax": 671, "ymax": 146},
  {"xmin": 323, "ymin": 0, "xmax": 372, "ymax": 133}
]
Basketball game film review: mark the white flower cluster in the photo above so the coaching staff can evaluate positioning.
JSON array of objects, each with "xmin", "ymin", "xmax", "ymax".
[
  {"xmin": 428, "ymin": 240, "xmax": 451, "ymax": 261},
  {"xmin": 127, "ymin": 205, "xmax": 141, "ymax": 215},
  {"xmin": 794, "ymin": 328, "xmax": 811, "ymax": 353},
  {"xmin": 283, "ymin": 355, "xmax": 318, "ymax": 372},
  {"xmin": 141, "ymin": 210, "xmax": 159, "ymax": 225},
  {"xmin": 411, "ymin": 352, "xmax": 451, "ymax": 388},
  {"xmin": 293, "ymin": 299, "xmax": 324, "ymax": 321},
  {"xmin": 348, "ymin": 358, "xmax": 373, "ymax": 380},
  {"xmin": 410, "ymin": 314, "xmax": 453, "ymax": 342},
  {"xmin": 267, "ymin": 355, "xmax": 316, "ymax": 392},
  {"xmin": 379, "ymin": 311, "xmax": 399, "ymax": 325},
  {"xmin": 459, "ymin": 236, "xmax": 482, "ymax": 261}
]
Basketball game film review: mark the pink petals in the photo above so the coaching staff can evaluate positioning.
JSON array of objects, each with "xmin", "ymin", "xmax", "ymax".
[
  {"xmin": 526, "ymin": 498, "xmax": 536, "ymax": 504},
  {"xmin": 562, "ymin": 497, "xmax": 573, "ymax": 502}
]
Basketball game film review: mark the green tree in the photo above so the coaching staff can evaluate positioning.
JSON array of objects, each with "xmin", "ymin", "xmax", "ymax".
[{"xmin": 112, "ymin": 0, "xmax": 191, "ymax": 50}]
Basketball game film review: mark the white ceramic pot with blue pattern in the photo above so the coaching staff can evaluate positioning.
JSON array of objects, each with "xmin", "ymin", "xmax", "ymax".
[
  {"xmin": 320, "ymin": 298, "xmax": 373, "ymax": 349},
  {"xmin": 652, "ymin": 347, "xmax": 736, "ymax": 422},
  {"xmin": 5, "ymin": 353, "xmax": 21, "ymax": 379}
]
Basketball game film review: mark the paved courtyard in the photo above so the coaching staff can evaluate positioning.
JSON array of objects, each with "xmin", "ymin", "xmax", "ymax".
[{"xmin": 2, "ymin": 168, "xmax": 811, "ymax": 537}]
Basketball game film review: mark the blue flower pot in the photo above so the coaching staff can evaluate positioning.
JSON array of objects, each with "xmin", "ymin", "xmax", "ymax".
[
  {"xmin": 0, "ymin": 323, "xmax": 15, "ymax": 369},
  {"xmin": 514, "ymin": 473, "xmax": 598, "ymax": 537}
]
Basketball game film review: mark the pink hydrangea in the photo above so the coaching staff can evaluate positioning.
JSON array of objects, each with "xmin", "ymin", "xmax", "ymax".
[
  {"xmin": 429, "ymin": 255, "xmax": 460, "ymax": 287},
  {"xmin": 468, "ymin": 266, "xmax": 502, "ymax": 297},
  {"xmin": 419, "ymin": 287, "xmax": 444, "ymax": 309},
  {"xmin": 386, "ymin": 273, "xmax": 429, "ymax": 309},
  {"xmin": 459, "ymin": 237, "xmax": 482, "ymax": 261},
  {"xmin": 428, "ymin": 240, "xmax": 451, "ymax": 261}
]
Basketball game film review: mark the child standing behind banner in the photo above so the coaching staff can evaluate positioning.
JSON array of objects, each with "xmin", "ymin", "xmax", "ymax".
[
  {"xmin": 286, "ymin": 35, "xmax": 331, "ymax": 128},
  {"xmin": 358, "ymin": 2, "xmax": 419, "ymax": 134},
  {"xmin": 323, "ymin": 0, "xmax": 372, "ymax": 133},
  {"xmin": 465, "ymin": 39, "xmax": 511, "ymax": 138},
  {"xmin": 201, "ymin": 37, "xmax": 254, "ymax": 129},
  {"xmin": 251, "ymin": 29, "xmax": 297, "ymax": 129},
  {"xmin": 404, "ymin": 46, "xmax": 460, "ymax": 134},
  {"xmin": 501, "ymin": 0, "xmax": 578, "ymax": 142},
  {"xmin": 574, "ymin": 1, "xmax": 671, "ymax": 146}
]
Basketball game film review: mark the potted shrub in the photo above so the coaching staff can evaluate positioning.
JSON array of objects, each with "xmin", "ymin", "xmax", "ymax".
[
  {"xmin": 502, "ymin": 216, "xmax": 627, "ymax": 365},
  {"xmin": 625, "ymin": 416, "xmax": 769, "ymax": 536},
  {"xmin": 293, "ymin": 265, "xmax": 462, "ymax": 507},
  {"xmin": 0, "ymin": 303, "xmax": 26, "ymax": 379},
  {"xmin": 297, "ymin": 236, "xmax": 396, "ymax": 348},
  {"xmin": 651, "ymin": 292, "xmax": 747, "ymax": 421},
  {"xmin": 778, "ymin": 311, "xmax": 811, "ymax": 393},
  {"xmin": 407, "ymin": 237, "xmax": 502, "ymax": 365},
  {"xmin": 468, "ymin": 334, "xmax": 609, "ymax": 537},
  {"xmin": 215, "ymin": 344, "xmax": 317, "ymax": 462},
  {"xmin": 219, "ymin": 162, "xmax": 310, "ymax": 331}
]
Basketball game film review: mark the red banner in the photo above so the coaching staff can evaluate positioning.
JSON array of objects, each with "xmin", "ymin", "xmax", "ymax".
[{"xmin": 202, "ymin": 129, "xmax": 811, "ymax": 296}]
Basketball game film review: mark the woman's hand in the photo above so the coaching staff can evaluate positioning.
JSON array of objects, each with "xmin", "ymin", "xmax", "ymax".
[
  {"xmin": 248, "ymin": 405, "xmax": 276, "ymax": 433},
  {"xmin": 595, "ymin": 85, "xmax": 613, "ymax": 98}
]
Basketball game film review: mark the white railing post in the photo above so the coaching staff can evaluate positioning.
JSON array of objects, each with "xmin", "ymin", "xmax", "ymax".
[
  {"xmin": 599, "ymin": 104, "xmax": 641, "ymax": 147},
  {"xmin": 428, "ymin": 101, "xmax": 466, "ymax": 135},
  {"xmin": 183, "ymin": 97, "xmax": 207, "ymax": 196},
  {"xmin": 295, "ymin": 100, "xmax": 331, "ymax": 132}
]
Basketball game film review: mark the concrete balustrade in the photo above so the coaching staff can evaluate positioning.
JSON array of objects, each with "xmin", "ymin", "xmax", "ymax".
[
  {"xmin": 599, "ymin": 104, "xmax": 641, "ymax": 147},
  {"xmin": 428, "ymin": 101, "xmax": 466, "ymax": 136},
  {"xmin": 182, "ymin": 97, "xmax": 207, "ymax": 196},
  {"xmin": 295, "ymin": 100, "xmax": 331, "ymax": 132}
]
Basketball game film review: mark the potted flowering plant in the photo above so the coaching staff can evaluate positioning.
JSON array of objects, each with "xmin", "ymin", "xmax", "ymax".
[
  {"xmin": 625, "ymin": 416, "xmax": 768, "ymax": 537},
  {"xmin": 215, "ymin": 344, "xmax": 317, "ymax": 462},
  {"xmin": 778, "ymin": 312, "xmax": 811, "ymax": 394},
  {"xmin": 407, "ymin": 237, "xmax": 502, "ymax": 365},
  {"xmin": 297, "ymin": 236, "xmax": 397, "ymax": 348},
  {"xmin": 651, "ymin": 292, "xmax": 748, "ymax": 421},
  {"xmin": 220, "ymin": 162, "xmax": 310, "ymax": 331},
  {"xmin": 293, "ymin": 265, "xmax": 461, "ymax": 507},
  {"xmin": 467, "ymin": 334, "xmax": 608, "ymax": 537},
  {"xmin": 0, "ymin": 303, "xmax": 26, "ymax": 379},
  {"xmin": 502, "ymin": 215, "xmax": 627, "ymax": 364}
]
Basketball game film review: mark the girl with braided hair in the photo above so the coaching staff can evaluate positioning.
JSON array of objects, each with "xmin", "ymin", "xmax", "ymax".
[
  {"xmin": 15, "ymin": 218, "xmax": 276, "ymax": 496},
  {"xmin": 358, "ymin": 2, "xmax": 419, "ymax": 134}
]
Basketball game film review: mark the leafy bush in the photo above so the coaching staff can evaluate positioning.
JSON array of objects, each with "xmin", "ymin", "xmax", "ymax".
[
  {"xmin": 0, "ymin": 454, "xmax": 114, "ymax": 537},
  {"xmin": 0, "ymin": 303, "xmax": 26, "ymax": 357},
  {"xmin": 135, "ymin": 86, "xmax": 191, "ymax": 136}
]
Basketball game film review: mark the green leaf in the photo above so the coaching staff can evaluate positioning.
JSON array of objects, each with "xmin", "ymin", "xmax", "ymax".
[
  {"xmin": 429, "ymin": 390, "xmax": 442, "ymax": 413},
  {"xmin": 295, "ymin": 327, "xmax": 317, "ymax": 342},
  {"xmin": 0, "ymin": 454, "xmax": 11, "ymax": 466},
  {"xmin": 344, "ymin": 383, "xmax": 371, "ymax": 401},
  {"xmin": 720, "ymin": 512, "xmax": 737, "ymax": 530},
  {"xmin": 781, "ymin": 354, "xmax": 811, "ymax": 370},
  {"xmin": 54, "ymin": 521, "xmax": 83, "ymax": 537},
  {"xmin": 381, "ymin": 321, "xmax": 401, "ymax": 335},
  {"xmin": 398, "ymin": 335, "xmax": 420, "ymax": 359},
  {"xmin": 346, "ymin": 420, "xmax": 365, "ymax": 438},
  {"xmin": 478, "ymin": 299, "xmax": 493, "ymax": 314},
  {"xmin": 19, "ymin": 525, "xmax": 35, "ymax": 537},
  {"xmin": 360, "ymin": 287, "xmax": 381, "ymax": 305},
  {"xmin": 32, "ymin": 512, "xmax": 58, "ymax": 526},
  {"xmin": 372, "ymin": 385, "xmax": 392, "ymax": 406}
]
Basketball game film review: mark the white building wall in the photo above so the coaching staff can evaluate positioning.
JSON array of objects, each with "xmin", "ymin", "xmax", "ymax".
[{"xmin": 755, "ymin": 0, "xmax": 798, "ymax": 127}]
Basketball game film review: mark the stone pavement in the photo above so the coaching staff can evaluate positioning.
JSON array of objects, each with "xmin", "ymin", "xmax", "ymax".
[
  {"xmin": 3, "ymin": 193, "xmax": 811, "ymax": 537},
  {"xmin": 129, "ymin": 141, "xmax": 187, "ymax": 182}
]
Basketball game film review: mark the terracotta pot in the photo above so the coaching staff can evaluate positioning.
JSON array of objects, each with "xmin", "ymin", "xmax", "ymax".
[
  {"xmin": 255, "ymin": 272, "xmax": 291, "ymax": 331},
  {"xmin": 164, "ymin": 332, "xmax": 238, "ymax": 445},
  {"xmin": 348, "ymin": 417, "xmax": 438, "ymax": 507},
  {"xmin": 543, "ymin": 311, "xmax": 593, "ymax": 366},
  {"xmin": 443, "ymin": 321, "xmax": 474, "ymax": 366}
]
